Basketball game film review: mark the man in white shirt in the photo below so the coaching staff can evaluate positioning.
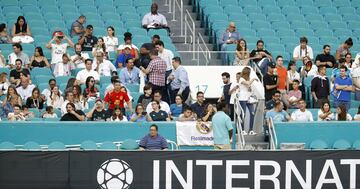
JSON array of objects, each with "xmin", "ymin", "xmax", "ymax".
[
  {"xmin": 92, "ymin": 51, "xmax": 116, "ymax": 77},
  {"xmin": 293, "ymin": 37, "xmax": 314, "ymax": 61},
  {"xmin": 146, "ymin": 90, "xmax": 170, "ymax": 114},
  {"xmin": 53, "ymin": 54, "xmax": 75, "ymax": 77},
  {"xmin": 16, "ymin": 75, "xmax": 35, "ymax": 101},
  {"xmin": 8, "ymin": 43, "xmax": 30, "ymax": 69},
  {"xmin": 61, "ymin": 91, "xmax": 85, "ymax": 115},
  {"xmin": 142, "ymin": 3, "xmax": 168, "ymax": 29},
  {"xmin": 46, "ymin": 31, "xmax": 74, "ymax": 69},
  {"xmin": 71, "ymin": 44, "xmax": 90, "ymax": 69},
  {"xmin": 291, "ymin": 99, "xmax": 314, "ymax": 121},
  {"xmin": 76, "ymin": 59, "xmax": 100, "ymax": 85},
  {"xmin": 155, "ymin": 40, "xmax": 174, "ymax": 73},
  {"xmin": 41, "ymin": 78, "xmax": 62, "ymax": 100}
]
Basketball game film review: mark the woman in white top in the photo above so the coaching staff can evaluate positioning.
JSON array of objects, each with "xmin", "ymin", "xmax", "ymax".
[
  {"xmin": 233, "ymin": 38, "xmax": 250, "ymax": 66},
  {"xmin": 47, "ymin": 86, "xmax": 64, "ymax": 109},
  {"xmin": 317, "ymin": 101, "xmax": 334, "ymax": 121},
  {"xmin": 287, "ymin": 61, "xmax": 301, "ymax": 87},
  {"xmin": 0, "ymin": 72, "xmax": 10, "ymax": 96},
  {"xmin": 228, "ymin": 72, "xmax": 241, "ymax": 120},
  {"xmin": 300, "ymin": 56, "xmax": 318, "ymax": 77},
  {"xmin": 238, "ymin": 67, "xmax": 258, "ymax": 135},
  {"xmin": 334, "ymin": 104, "xmax": 352, "ymax": 121},
  {"xmin": 110, "ymin": 106, "xmax": 128, "ymax": 122},
  {"xmin": 92, "ymin": 37, "xmax": 107, "ymax": 59},
  {"xmin": 354, "ymin": 106, "xmax": 360, "ymax": 121},
  {"xmin": 103, "ymin": 26, "xmax": 118, "ymax": 53}
]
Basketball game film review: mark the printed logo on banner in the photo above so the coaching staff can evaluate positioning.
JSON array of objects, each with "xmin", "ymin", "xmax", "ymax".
[
  {"xmin": 196, "ymin": 121, "xmax": 212, "ymax": 134},
  {"xmin": 97, "ymin": 159, "xmax": 133, "ymax": 189}
]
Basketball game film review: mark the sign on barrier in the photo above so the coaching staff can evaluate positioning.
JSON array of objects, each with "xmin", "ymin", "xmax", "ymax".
[{"xmin": 176, "ymin": 121, "xmax": 214, "ymax": 146}]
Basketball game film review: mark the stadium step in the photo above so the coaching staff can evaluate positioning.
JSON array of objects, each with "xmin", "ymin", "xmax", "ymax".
[{"xmin": 242, "ymin": 135, "xmax": 270, "ymax": 150}]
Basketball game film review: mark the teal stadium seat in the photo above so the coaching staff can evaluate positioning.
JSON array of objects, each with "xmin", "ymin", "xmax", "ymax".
[
  {"xmin": 258, "ymin": 0, "xmax": 276, "ymax": 6},
  {"xmin": 353, "ymin": 140, "xmax": 360, "ymax": 150},
  {"xmin": 99, "ymin": 141, "xmax": 117, "ymax": 150},
  {"xmin": 76, "ymin": 0, "xmax": 94, "ymax": 6},
  {"xmin": 120, "ymin": 139, "xmax": 139, "ymax": 150},
  {"xmin": 267, "ymin": 13, "xmax": 286, "ymax": 22},
  {"xmin": 323, "ymin": 13, "xmax": 342, "ymax": 22},
  {"xmin": 243, "ymin": 5, "xmax": 261, "ymax": 13},
  {"xmin": 31, "ymin": 67, "xmax": 53, "ymax": 76},
  {"xmin": 285, "ymin": 14, "xmax": 305, "ymax": 22},
  {"xmin": 38, "ymin": 0, "xmax": 56, "ymax": 6},
  {"xmin": 4, "ymin": 6, "xmax": 21, "ymax": 13},
  {"xmin": 332, "ymin": 139, "xmax": 351, "ymax": 150},
  {"xmin": 48, "ymin": 141, "xmax": 66, "ymax": 151},
  {"xmin": 23, "ymin": 141, "xmax": 41, "ymax": 151},
  {"xmin": 310, "ymin": 139, "xmax": 328, "ymax": 150},
  {"xmin": 125, "ymin": 84, "xmax": 140, "ymax": 93},
  {"xmin": 80, "ymin": 140, "xmax": 98, "ymax": 150},
  {"xmin": 130, "ymin": 92, "xmax": 141, "ymax": 103},
  {"xmin": 0, "ymin": 141, "xmax": 15, "ymax": 150},
  {"xmin": 300, "ymin": 5, "xmax": 319, "ymax": 14},
  {"xmin": 282, "ymin": 6, "xmax": 300, "ymax": 14},
  {"xmin": 277, "ymin": 0, "xmax": 295, "ymax": 7},
  {"xmin": 133, "ymin": 0, "xmax": 152, "ymax": 7}
]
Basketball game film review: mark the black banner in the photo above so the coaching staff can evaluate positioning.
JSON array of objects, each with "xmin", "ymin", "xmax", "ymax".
[{"xmin": 1, "ymin": 151, "xmax": 360, "ymax": 189}]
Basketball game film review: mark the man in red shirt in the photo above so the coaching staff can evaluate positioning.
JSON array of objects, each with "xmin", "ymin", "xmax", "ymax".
[
  {"xmin": 104, "ymin": 80, "xmax": 133, "ymax": 115},
  {"xmin": 275, "ymin": 55, "xmax": 289, "ymax": 106}
]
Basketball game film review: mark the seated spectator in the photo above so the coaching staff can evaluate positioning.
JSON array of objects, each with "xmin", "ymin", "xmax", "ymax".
[
  {"xmin": 354, "ymin": 106, "xmax": 360, "ymax": 121},
  {"xmin": 16, "ymin": 73, "xmax": 35, "ymax": 101},
  {"xmin": 315, "ymin": 45, "xmax": 336, "ymax": 68},
  {"xmin": 287, "ymin": 60, "xmax": 301, "ymax": 88},
  {"xmin": 1, "ymin": 85, "xmax": 22, "ymax": 118},
  {"xmin": 218, "ymin": 22, "xmax": 240, "ymax": 65},
  {"xmin": 300, "ymin": 56, "xmax": 317, "ymax": 78},
  {"xmin": 178, "ymin": 106, "xmax": 197, "ymax": 122},
  {"xmin": 139, "ymin": 124, "xmax": 168, "ymax": 150},
  {"xmin": 42, "ymin": 106, "xmax": 58, "ymax": 118},
  {"xmin": 86, "ymin": 99, "xmax": 109, "ymax": 121},
  {"xmin": 73, "ymin": 85, "xmax": 87, "ymax": 110},
  {"xmin": 137, "ymin": 84, "xmax": 153, "ymax": 112},
  {"xmin": 64, "ymin": 78, "xmax": 76, "ymax": 93},
  {"xmin": 293, "ymin": 37, "xmax": 313, "ymax": 61},
  {"xmin": 9, "ymin": 59, "xmax": 30, "ymax": 86},
  {"xmin": 334, "ymin": 104, "xmax": 352, "ymax": 121},
  {"xmin": 291, "ymin": 99, "xmax": 313, "ymax": 121},
  {"xmin": 250, "ymin": 40, "xmax": 272, "ymax": 75},
  {"xmin": 71, "ymin": 44, "xmax": 90, "ymax": 69},
  {"xmin": 265, "ymin": 90, "xmax": 281, "ymax": 110},
  {"xmin": 92, "ymin": 52, "xmax": 116, "ymax": 77},
  {"xmin": 190, "ymin": 91, "xmax": 206, "ymax": 118},
  {"xmin": 117, "ymin": 32, "xmax": 139, "ymax": 60},
  {"xmin": 155, "ymin": 40, "xmax": 174, "ymax": 75},
  {"xmin": 233, "ymin": 38, "xmax": 250, "ymax": 66},
  {"xmin": 170, "ymin": 94, "xmax": 184, "ymax": 117},
  {"xmin": 103, "ymin": 26, "xmax": 118, "ymax": 53},
  {"xmin": 0, "ymin": 23, "xmax": 12, "ymax": 43},
  {"xmin": 78, "ymin": 25, "xmax": 97, "ymax": 51},
  {"xmin": 104, "ymin": 79, "xmax": 132, "ymax": 115},
  {"xmin": 61, "ymin": 91, "xmax": 85, "ymax": 115},
  {"xmin": 129, "ymin": 104, "xmax": 147, "ymax": 122},
  {"xmin": 11, "ymin": 16, "xmax": 33, "ymax": 43},
  {"xmin": 8, "ymin": 43, "xmax": 30, "ymax": 69},
  {"xmin": 0, "ymin": 51, "xmax": 6, "ymax": 67},
  {"xmin": 263, "ymin": 62, "xmax": 278, "ymax": 101},
  {"xmin": 120, "ymin": 58, "xmax": 140, "ymax": 84},
  {"xmin": 104, "ymin": 76, "xmax": 120, "ymax": 94},
  {"xmin": 53, "ymin": 53, "xmax": 75, "ymax": 77},
  {"xmin": 147, "ymin": 100, "xmax": 170, "ymax": 121},
  {"xmin": 152, "ymin": 34, "xmax": 160, "ymax": 44},
  {"xmin": 344, "ymin": 53, "xmax": 353, "ymax": 70},
  {"xmin": 92, "ymin": 37, "xmax": 107, "ymax": 59},
  {"xmin": 287, "ymin": 80, "xmax": 302, "ymax": 108},
  {"xmin": 331, "ymin": 58, "xmax": 351, "ymax": 83},
  {"xmin": 25, "ymin": 87, "xmax": 44, "ymax": 110},
  {"xmin": 137, "ymin": 43, "xmax": 153, "ymax": 69},
  {"xmin": 21, "ymin": 105, "xmax": 35, "ymax": 119},
  {"xmin": 336, "ymin": 38, "xmax": 353, "ymax": 61},
  {"xmin": 76, "ymin": 59, "xmax": 100, "ymax": 85},
  {"xmin": 7, "ymin": 104, "xmax": 25, "ymax": 121},
  {"xmin": 41, "ymin": 79, "xmax": 60, "ymax": 100},
  {"xmin": 265, "ymin": 101, "xmax": 290, "ymax": 122},
  {"xmin": 201, "ymin": 103, "xmax": 216, "ymax": 122},
  {"xmin": 83, "ymin": 76, "xmax": 99, "ymax": 101},
  {"xmin": 145, "ymin": 90, "xmax": 170, "ymax": 114},
  {"xmin": 317, "ymin": 101, "xmax": 334, "ymax": 121},
  {"xmin": 115, "ymin": 45, "xmax": 134, "ymax": 69},
  {"xmin": 142, "ymin": 3, "xmax": 169, "ymax": 32},
  {"xmin": 0, "ymin": 72, "xmax": 10, "ymax": 97},
  {"xmin": 333, "ymin": 66, "xmax": 354, "ymax": 110},
  {"xmin": 60, "ymin": 102, "xmax": 85, "ymax": 121},
  {"xmin": 70, "ymin": 15, "xmax": 86, "ymax": 38},
  {"xmin": 109, "ymin": 106, "xmax": 128, "ymax": 122},
  {"xmin": 46, "ymin": 31, "xmax": 74, "ymax": 69},
  {"xmin": 47, "ymin": 85, "xmax": 63, "ymax": 109},
  {"xmin": 311, "ymin": 65, "xmax": 330, "ymax": 108},
  {"xmin": 29, "ymin": 47, "xmax": 50, "ymax": 68}
]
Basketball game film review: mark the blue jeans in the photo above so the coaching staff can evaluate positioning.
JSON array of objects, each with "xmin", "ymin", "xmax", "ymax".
[
  {"xmin": 240, "ymin": 101, "xmax": 255, "ymax": 132},
  {"xmin": 333, "ymin": 100, "xmax": 351, "ymax": 111}
]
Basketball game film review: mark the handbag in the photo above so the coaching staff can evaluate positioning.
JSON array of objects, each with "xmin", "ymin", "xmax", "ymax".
[{"xmin": 248, "ymin": 94, "xmax": 258, "ymax": 104}]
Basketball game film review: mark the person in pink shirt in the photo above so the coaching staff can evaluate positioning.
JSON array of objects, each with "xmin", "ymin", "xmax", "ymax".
[{"xmin": 287, "ymin": 79, "xmax": 302, "ymax": 108}]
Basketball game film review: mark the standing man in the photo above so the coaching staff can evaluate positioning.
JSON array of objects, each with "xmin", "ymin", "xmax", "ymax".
[
  {"xmin": 333, "ymin": 66, "xmax": 354, "ymax": 110},
  {"xmin": 275, "ymin": 55, "xmax": 288, "ymax": 105},
  {"xmin": 212, "ymin": 101, "xmax": 233, "ymax": 150},
  {"xmin": 70, "ymin": 15, "xmax": 86, "ymax": 38},
  {"xmin": 104, "ymin": 79, "xmax": 133, "ymax": 115},
  {"xmin": 78, "ymin": 25, "xmax": 97, "ymax": 51},
  {"xmin": 263, "ymin": 62, "xmax": 278, "ymax": 102},
  {"xmin": 167, "ymin": 57, "xmax": 190, "ymax": 103},
  {"xmin": 219, "ymin": 72, "xmax": 232, "ymax": 116},
  {"xmin": 311, "ymin": 65, "xmax": 330, "ymax": 108},
  {"xmin": 140, "ymin": 49, "xmax": 168, "ymax": 103}
]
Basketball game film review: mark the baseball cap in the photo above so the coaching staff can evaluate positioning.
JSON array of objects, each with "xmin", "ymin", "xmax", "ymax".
[
  {"xmin": 268, "ymin": 62, "xmax": 276, "ymax": 68},
  {"xmin": 53, "ymin": 31, "xmax": 64, "ymax": 37},
  {"xmin": 95, "ymin": 98, "xmax": 102, "ymax": 103},
  {"xmin": 86, "ymin": 25, "xmax": 93, "ymax": 29},
  {"xmin": 124, "ymin": 45, "xmax": 132, "ymax": 49}
]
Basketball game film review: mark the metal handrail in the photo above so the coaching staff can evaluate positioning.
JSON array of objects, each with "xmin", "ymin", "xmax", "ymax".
[
  {"xmin": 184, "ymin": 9, "xmax": 195, "ymax": 44},
  {"xmin": 197, "ymin": 32, "xmax": 211, "ymax": 65},
  {"xmin": 234, "ymin": 95, "xmax": 246, "ymax": 149},
  {"xmin": 268, "ymin": 118, "xmax": 278, "ymax": 150},
  {"xmin": 252, "ymin": 60, "xmax": 264, "ymax": 82},
  {"xmin": 168, "ymin": 0, "xmax": 184, "ymax": 36}
]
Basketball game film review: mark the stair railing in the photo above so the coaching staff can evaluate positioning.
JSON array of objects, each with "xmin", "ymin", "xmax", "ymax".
[
  {"xmin": 184, "ymin": 9, "xmax": 195, "ymax": 48},
  {"xmin": 268, "ymin": 117, "xmax": 278, "ymax": 150},
  {"xmin": 196, "ymin": 32, "xmax": 211, "ymax": 65},
  {"xmin": 168, "ymin": 0, "xmax": 184, "ymax": 36},
  {"xmin": 234, "ymin": 95, "xmax": 246, "ymax": 149}
]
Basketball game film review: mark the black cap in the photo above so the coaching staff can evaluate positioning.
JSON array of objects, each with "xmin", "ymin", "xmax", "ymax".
[
  {"xmin": 86, "ymin": 25, "xmax": 93, "ymax": 29},
  {"xmin": 268, "ymin": 62, "xmax": 276, "ymax": 68},
  {"xmin": 141, "ymin": 43, "xmax": 155, "ymax": 51}
]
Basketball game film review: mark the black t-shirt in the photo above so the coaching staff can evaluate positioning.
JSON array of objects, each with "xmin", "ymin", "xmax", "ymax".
[
  {"xmin": 250, "ymin": 49, "xmax": 272, "ymax": 63},
  {"xmin": 311, "ymin": 77, "xmax": 330, "ymax": 99},
  {"xmin": 60, "ymin": 110, "xmax": 85, "ymax": 121},
  {"xmin": 81, "ymin": 35, "xmax": 98, "ymax": 51},
  {"xmin": 149, "ymin": 110, "xmax": 168, "ymax": 121},
  {"xmin": 91, "ymin": 109, "xmax": 109, "ymax": 121},
  {"xmin": 315, "ymin": 53, "xmax": 336, "ymax": 68},
  {"xmin": 138, "ymin": 94, "xmax": 152, "ymax": 112},
  {"xmin": 223, "ymin": 83, "xmax": 231, "ymax": 104},
  {"xmin": 26, "ymin": 98, "xmax": 44, "ymax": 109},
  {"xmin": 10, "ymin": 69, "xmax": 30, "ymax": 80},
  {"xmin": 263, "ymin": 73, "xmax": 278, "ymax": 101}
]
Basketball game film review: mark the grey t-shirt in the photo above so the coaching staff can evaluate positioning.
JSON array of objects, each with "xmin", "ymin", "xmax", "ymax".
[{"xmin": 70, "ymin": 20, "xmax": 84, "ymax": 37}]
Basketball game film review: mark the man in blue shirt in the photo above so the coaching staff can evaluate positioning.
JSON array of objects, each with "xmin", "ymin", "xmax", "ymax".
[
  {"xmin": 333, "ymin": 65, "xmax": 355, "ymax": 110},
  {"xmin": 168, "ymin": 57, "xmax": 190, "ymax": 104},
  {"xmin": 265, "ymin": 101, "xmax": 290, "ymax": 122},
  {"xmin": 115, "ymin": 45, "xmax": 133, "ymax": 69},
  {"xmin": 119, "ymin": 58, "xmax": 140, "ymax": 84},
  {"xmin": 331, "ymin": 58, "xmax": 350, "ymax": 82},
  {"xmin": 139, "ymin": 124, "xmax": 168, "ymax": 150},
  {"xmin": 211, "ymin": 101, "xmax": 233, "ymax": 150}
]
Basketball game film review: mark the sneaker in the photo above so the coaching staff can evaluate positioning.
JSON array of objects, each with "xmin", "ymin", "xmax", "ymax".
[
  {"xmin": 249, "ymin": 131, "xmax": 257, "ymax": 135},
  {"xmin": 242, "ymin": 131, "xmax": 248, "ymax": 135}
]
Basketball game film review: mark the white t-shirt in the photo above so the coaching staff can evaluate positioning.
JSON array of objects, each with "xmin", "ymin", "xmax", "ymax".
[
  {"xmin": 41, "ymin": 88, "xmax": 63, "ymax": 100},
  {"xmin": 92, "ymin": 59, "xmax": 116, "ymax": 76},
  {"xmin": 76, "ymin": 69, "xmax": 100, "ymax": 84},
  {"xmin": 293, "ymin": 45, "xmax": 313, "ymax": 60},
  {"xmin": 47, "ymin": 95, "xmax": 64, "ymax": 109},
  {"xmin": 117, "ymin": 44, "xmax": 138, "ymax": 51},
  {"xmin": 287, "ymin": 70, "xmax": 301, "ymax": 85},
  {"xmin": 142, "ymin": 12, "xmax": 168, "ymax": 26},
  {"xmin": 110, "ymin": 116, "xmax": 128, "ymax": 122},
  {"xmin": 354, "ymin": 114, "xmax": 360, "ymax": 120},
  {"xmin": 238, "ymin": 78, "xmax": 251, "ymax": 101},
  {"xmin": 229, "ymin": 81, "xmax": 239, "ymax": 105},
  {"xmin": 158, "ymin": 49, "xmax": 174, "ymax": 71},
  {"xmin": 103, "ymin": 36, "xmax": 119, "ymax": 52},
  {"xmin": 334, "ymin": 113, "xmax": 353, "ymax": 121},
  {"xmin": 301, "ymin": 64, "xmax": 318, "ymax": 77},
  {"xmin": 291, "ymin": 109, "xmax": 314, "ymax": 121},
  {"xmin": 53, "ymin": 62, "xmax": 75, "ymax": 77},
  {"xmin": 61, "ymin": 100, "xmax": 85, "ymax": 115},
  {"xmin": 51, "ymin": 43, "xmax": 68, "ymax": 64},
  {"xmin": 146, "ymin": 101, "xmax": 170, "ymax": 114},
  {"xmin": 16, "ymin": 84, "xmax": 35, "ymax": 101},
  {"xmin": 71, "ymin": 52, "xmax": 90, "ymax": 69},
  {"xmin": 317, "ymin": 109, "xmax": 334, "ymax": 121}
]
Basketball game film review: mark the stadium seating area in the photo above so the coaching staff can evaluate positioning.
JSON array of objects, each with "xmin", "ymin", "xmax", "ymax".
[
  {"xmin": 0, "ymin": 0, "xmax": 178, "ymax": 61},
  {"xmin": 195, "ymin": 0, "xmax": 360, "ymax": 60}
]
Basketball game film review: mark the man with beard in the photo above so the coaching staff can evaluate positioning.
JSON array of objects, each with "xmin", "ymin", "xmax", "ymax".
[{"xmin": 315, "ymin": 45, "xmax": 336, "ymax": 68}]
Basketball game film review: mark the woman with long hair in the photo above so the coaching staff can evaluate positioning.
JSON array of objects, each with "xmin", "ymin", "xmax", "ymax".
[
  {"xmin": 336, "ymin": 38, "xmax": 353, "ymax": 61},
  {"xmin": 30, "ymin": 47, "xmax": 50, "ymax": 68},
  {"xmin": 0, "ymin": 23, "xmax": 12, "ymax": 44},
  {"xmin": 11, "ymin": 16, "xmax": 33, "ymax": 43},
  {"xmin": 147, "ymin": 101, "xmax": 170, "ymax": 121},
  {"xmin": 73, "ymin": 85, "xmax": 87, "ymax": 109},
  {"xmin": 47, "ymin": 86, "xmax": 64, "ymax": 109},
  {"xmin": 65, "ymin": 78, "xmax": 76, "ymax": 93},
  {"xmin": 25, "ymin": 87, "xmax": 44, "ymax": 109},
  {"xmin": 1, "ymin": 85, "xmax": 22, "ymax": 118},
  {"xmin": 233, "ymin": 38, "xmax": 250, "ymax": 66},
  {"xmin": 103, "ymin": 26, "xmax": 118, "ymax": 53},
  {"xmin": 287, "ymin": 60, "xmax": 301, "ymax": 88},
  {"xmin": 201, "ymin": 103, "xmax": 216, "ymax": 122},
  {"xmin": 110, "ymin": 106, "xmax": 128, "ymax": 122},
  {"xmin": 92, "ymin": 37, "xmax": 107, "ymax": 58},
  {"xmin": 83, "ymin": 76, "xmax": 99, "ymax": 100},
  {"xmin": 317, "ymin": 101, "xmax": 333, "ymax": 121},
  {"xmin": 335, "ymin": 104, "xmax": 352, "ymax": 121},
  {"xmin": 129, "ymin": 104, "xmax": 147, "ymax": 122}
]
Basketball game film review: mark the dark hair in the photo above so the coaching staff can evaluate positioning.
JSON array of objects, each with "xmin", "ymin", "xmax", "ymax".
[
  {"xmin": 236, "ymin": 38, "xmax": 247, "ymax": 51},
  {"xmin": 16, "ymin": 16, "xmax": 27, "ymax": 25},
  {"xmin": 15, "ymin": 58, "xmax": 22, "ymax": 64},
  {"xmin": 96, "ymin": 37, "xmax": 107, "ymax": 53},
  {"xmin": 256, "ymin": 39, "xmax": 264, "ymax": 45},
  {"xmin": 153, "ymin": 90, "xmax": 162, "ymax": 96},
  {"xmin": 337, "ymin": 104, "xmax": 347, "ymax": 121},
  {"xmin": 155, "ymin": 40, "xmax": 164, "ymax": 47},
  {"xmin": 72, "ymin": 85, "xmax": 82, "ymax": 100},
  {"xmin": 66, "ymin": 78, "xmax": 76, "ymax": 90},
  {"xmin": 85, "ymin": 59, "xmax": 93, "ymax": 64},
  {"xmin": 66, "ymin": 102, "xmax": 76, "ymax": 110},
  {"xmin": 317, "ymin": 65, "xmax": 326, "ymax": 72},
  {"xmin": 287, "ymin": 60, "xmax": 296, "ymax": 70},
  {"xmin": 35, "ymin": 47, "xmax": 44, "ymax": 57},
  {"xmin": 112, "ymin": 106, "xmax": 124, "ymax": 120},
  {"xmin": 300, "ymin": 37, "xmax": 308, "ymax": 43},
  {"xmin": 85, "ymin": 76, "xmax": 96, "ymax": 93},
  {"xmin": 183, "ymin": 106, "xmax": 193, "ymax": 113},
  {"xmin": 196, "ymin": 91, "xmax": 204, "ymax": 96},
  {"xmin": 124, "ymin": 32, "xmax": 132, "ymax": 41},
  {"xmin": 31, "ymin": 87, "xmax": 41, "ymax": 99},
  {"xmin": 107, "ymin": 26, "xmax": 115, "ymax": 36},
  {"xmin": 323, "ymin": 44, "xmax": 330, "ymax": 49},
  {"xmin": 46, "ymin": 106, "xmax": 53, "ymax": 112},
  {"xmin": 125, "ymin": 58, "xmax": 133, "ymax": 64},
  {"xmin": 143, "ymin": 84, "xmax": 152, "ymax": 91},
  {"xmin": 292, "ymin": 79, "xmax": 300, "ymax": 84},
  {"xmin": 276, "ymin": 55, "xmax": 283, "ymax": 60},
  {"xmin": 344, "ymin": 38, "xmax": 353, "ymax": 47},
  {"xmin": 135, "ymin": 104, "xmax": 145, "ymax": 114},
  {"xmin": 357, "ymin": 105, "xmax": 360, "ymax": 114},
  {"xmin": 216, "ymin": 101, "xmax": 227, "ymax": 111},
  {"xmin": 152, "ymin": 35, "xmax": 160, "ymax": 39},
  {"xmin": 6, "ymin": 85, "xmax": 20, "ymax": 101},
  {"xmin": 149, "ymin": 49, "xmax": 158, "ymax": 56},
  {"xmin": 21, "ymin": 105, "xmax": 28, "ymax": 110},
  {"xmin": 274, "ymin": 101, "xmax": 282, "ymax": 108},
  {"xmin": 21, "ymin": 70, "xmax": 29, "ymax": 77},
  {"xmin": 111, "ymin": 76, "xmax": 119, "ymax": 83},
  {"xmin": 50, "ymin": 85, "xmax": 61, "ymax": 101},
  {"xmin": 175, "ymin": 94, "xmax": 183, "ymax": 102},
  {"xmin": 150, "ymin": 124, "xmax": 158, "ymax": 131},
  {"xmin": 221, "ymin": 72, "xmax": 230, "ymax": 78},
  {"xmin": 0, "ymin": 23, "xmax": 6, "ymax": 32},
  {"xmin": 172, "ymin": 57, "xmax": 181, "ymax": 64},
  {"xmin": 298, "ymin": 99, "xmax": 305, "ymax": 104},
  {"xmin": 13, "ymin": 43, "xmax": 23, "ymax": 51},
  {"xmin": 320, "ymin": 101, "xmax": 330, "ymax": 113},
  {"xmin": 79, "ymin": 15, "xmax": 86, "ymax": 19},
  {"xmin": 14, "ymin": 104, "xmax": 22, "ymax": 109},
  {"xmin": 339, "ymin": 65, "xmax": 348, "ymax": 71}
]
